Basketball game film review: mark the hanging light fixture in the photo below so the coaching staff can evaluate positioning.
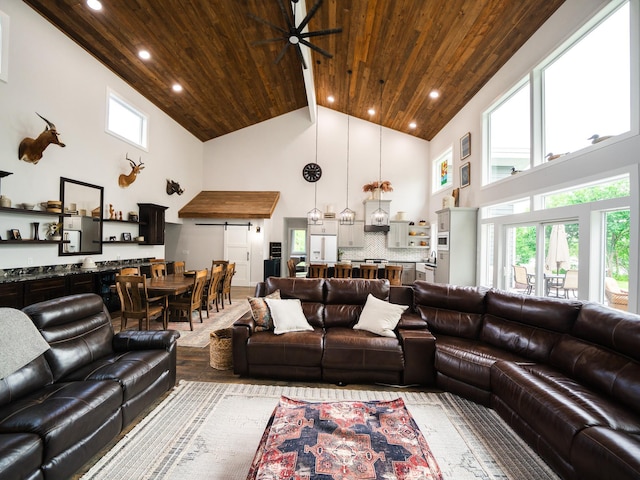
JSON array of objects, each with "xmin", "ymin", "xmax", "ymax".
[
  {"xmin": 307, "ymin": 103, "xmax": 323, "ymax": 225},
  {"xmin": 339, "ymin": 70, "xmax": 355, "ymax": 225},
  {"xmin": 371, "ymin": 79, "xmax": 389, "ymax": 227}
]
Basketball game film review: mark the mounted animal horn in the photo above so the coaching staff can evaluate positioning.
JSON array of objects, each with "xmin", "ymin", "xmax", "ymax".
[
  {"xmin": 18, "ymin": 113, "xmax": 66, "ymax": 164},
  {"xmin": 118, "ymin": 154, "xmax": 145, "ymax": 188}
]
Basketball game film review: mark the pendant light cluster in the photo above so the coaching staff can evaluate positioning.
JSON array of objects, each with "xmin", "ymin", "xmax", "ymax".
[
  {"xmin": 307, "ymin": 103, "xmax": 323, "ymax": 225},
  {"xmin": 371, "ymin": 79, "xmax": 389, "ymax": 227},
  {"xmin": 339, "ymin": 70, "xmax": 355, "ymax": 225}
]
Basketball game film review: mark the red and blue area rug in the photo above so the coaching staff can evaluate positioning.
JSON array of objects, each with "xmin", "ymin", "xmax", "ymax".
[{"xmin": 247, "ymin": 396, "xmax": 442, "ymax": 480}]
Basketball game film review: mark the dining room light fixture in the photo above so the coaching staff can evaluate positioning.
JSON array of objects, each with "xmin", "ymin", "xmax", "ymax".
[
  {"xmin": 307, "ymin": 104, "xmax": 323, "ymax": 225},
  {"xmin": 371, "ymin": 79, "xmax": 389, "ymax": 227},
  {"xmin": 339, "ymin": 70, "xmax": 355, "ymax": 225}
]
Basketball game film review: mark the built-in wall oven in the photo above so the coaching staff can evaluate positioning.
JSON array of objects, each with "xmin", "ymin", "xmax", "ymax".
[{"xmin": 436, "ymin": 232, "xmax": 449, "ymax": 251}]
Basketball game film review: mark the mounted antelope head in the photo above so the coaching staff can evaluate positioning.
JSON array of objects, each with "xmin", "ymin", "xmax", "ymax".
[
  {"xmin": 18, "ymin": 113, "xmax": 66, "ymax": 164},
  {"xmin": 118, "ymin": 154, "xmax": 145, "ymax": 188},
  {"xmin": 166, "ymin": 179, "xmax": 184, "ymax": 195}
]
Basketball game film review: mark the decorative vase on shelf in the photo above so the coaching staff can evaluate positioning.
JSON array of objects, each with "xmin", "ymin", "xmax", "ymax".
[
  {"xmin": 32, "ymin": 222, "xmax": 39, "ymax": 241},
  {"xmin": 372, "ymin": 188, "xmax": 382, "ymax": 200}
]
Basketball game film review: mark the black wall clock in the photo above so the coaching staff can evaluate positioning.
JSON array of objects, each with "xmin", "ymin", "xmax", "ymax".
[{"xmin": 302, "ymin": 163, "xmax": 322, "ymax": 182}]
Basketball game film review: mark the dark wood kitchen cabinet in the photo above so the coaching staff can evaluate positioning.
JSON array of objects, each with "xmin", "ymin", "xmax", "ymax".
[
  {"xmin": 138, "ymin": 203, "xmax": 168, "ymax": 245},
  {"xmin": 67, "ymin": 272, "xmax": 95, "ymax": 294},
  {"xmin": 23, "ymin": 277, "xmax": 67, "ymax": 306},
  {"xmin": 0, "ymin": 282, "xmax": 24, "ymax": 308}
]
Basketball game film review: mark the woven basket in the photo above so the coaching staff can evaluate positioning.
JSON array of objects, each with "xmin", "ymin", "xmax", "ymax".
[{"xmin": 210, "ymin": 328, "xmax": 233, "ymax": 370}]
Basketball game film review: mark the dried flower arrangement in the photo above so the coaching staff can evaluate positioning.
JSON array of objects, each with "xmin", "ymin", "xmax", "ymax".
[{"xmin": 362, "ymin": 180, "xmax": 393, "ymax": 193}]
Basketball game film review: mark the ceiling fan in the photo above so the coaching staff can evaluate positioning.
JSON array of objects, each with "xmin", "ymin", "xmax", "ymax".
[{"xmin": 249, "ymin": 0, "xmax": 342, "ymax": 69}]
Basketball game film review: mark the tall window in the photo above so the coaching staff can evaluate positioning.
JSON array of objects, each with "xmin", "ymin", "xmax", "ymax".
[
  {"xmin": 543, "ymin": 2, "xmax": 630, "ymax": 156},
  {"xmin": 432, "ymin": 148, "xmax": 453, "ymax": 193},
  {"xmin": 486, "ymin": 82, "xmax": 530, "ymax": 183},
  {"xmin": 290, "ymin": 228, "xmax": 307, "ymax": 256},
  {"xmin": 107, "ymin": 90, "xmax": 148, "ymax": 149}
]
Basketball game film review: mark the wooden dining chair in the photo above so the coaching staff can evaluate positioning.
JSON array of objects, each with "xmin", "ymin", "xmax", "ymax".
[
  {"xmin": 151, "ymin": 263, "xmax": 166, "ymax": 278},
  {"xmin": 167, "ymin": 269, "xmax": 208, "ymax": 330},
  {"xmin": 384, "ymin": 265, "xmax": 403, "ymax": 286},
  {"xmin": 173, "ymin": 261, "xmax": 185, "ymax": 274},
  {"xmin": 308, "ymin": 263, "xmax": 328, "ymax": 278},
  {"xmin": 203, "ymin": 265, "xmax": 224, "ymax": 316},
  {"xmin": 287, "ymin": 258, "xmax": 298, "ymax": 277},
  {"xmin": 359, "ymin": 264, "xmax": 378, "ymax": 279},
  {"xmin": 119, "ymin": 267, "xmax": 140, "ymax": 275},
  {"xmin": 220, "ymin": 262, "xmax": 236, "ymax": 308},
  {"xmin": 115, "ymin": 274, "xmax": 164, "ymax": 331},
  {"xmin": 334, "ymin": 263, "xmax": 353, "ymax": 278}
]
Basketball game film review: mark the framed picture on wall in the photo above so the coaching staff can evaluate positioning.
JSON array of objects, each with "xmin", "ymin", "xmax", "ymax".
[
  {"xmin": 460, "ymin": 162, "xmax": 471, "ymax": 188},
  {"xmin": 122, "ymin": 232, "xmax": 132, "ymax": 242},
  {"xmin": 10, "ymin": 229, "xmax": 21, "ymax": 240},
  {"xmin": 460, "ymin": 132, "xmax": 471, "ymax": 160}
]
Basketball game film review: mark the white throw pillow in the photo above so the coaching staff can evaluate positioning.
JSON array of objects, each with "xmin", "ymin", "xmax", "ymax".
[
  {"xmin": 265, "ymin": 298, "xmax": 314, "ymax": 335},
  {"xmin": 353, "ymin": 294, "xmax": 408, "ymax": 338}
]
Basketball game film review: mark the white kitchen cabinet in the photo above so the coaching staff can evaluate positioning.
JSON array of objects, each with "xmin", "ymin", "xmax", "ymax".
[
  {"xmin": 308, "ymin": 220, "xmax": 338, "ymax": 235},
  {"xmin": 387, "ymin": 221, "xmax": 408, "ymax": 248},
  {"xmin": 434, "ymin": 208, "xmax": 477, "ymax": 286},
  {"xmin": 338, "ymin": 221, "xmax": 365, "ymax": 248}
]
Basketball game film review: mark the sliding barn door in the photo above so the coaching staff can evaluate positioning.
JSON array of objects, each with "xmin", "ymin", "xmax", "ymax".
[{"xmin": 224, "ymin": 225, "xmax": 250, "ymax": 286}]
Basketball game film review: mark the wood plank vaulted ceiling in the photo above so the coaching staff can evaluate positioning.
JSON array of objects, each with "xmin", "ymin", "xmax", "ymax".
[{"xmin": 24, "ymin": 0, "xmax": 565, "ymax": 142}]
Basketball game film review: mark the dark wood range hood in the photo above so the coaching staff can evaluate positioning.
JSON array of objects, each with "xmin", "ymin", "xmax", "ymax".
[{"xmin": 178, "ymin": 191, "xmax": 280, "ymax": 219}]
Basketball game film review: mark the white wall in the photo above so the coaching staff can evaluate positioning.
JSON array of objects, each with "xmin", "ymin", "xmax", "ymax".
[{"xmin": 0, "ymin": 1, "xmax": 203, "ymax": 269}]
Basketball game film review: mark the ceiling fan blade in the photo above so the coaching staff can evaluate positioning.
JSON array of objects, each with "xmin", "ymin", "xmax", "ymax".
[
  {"xmin": 276, "ymin": 0, "xmax": 294, "ymax": 30},
  {"xmin": 295, "ymin": 44, "xmax": 308, "ymax": 69},
  {"xmin": 252, "ymin": 36, "xmax": 289, "ymax": 46},
  {"xmin": 247, "ymin": 13, "xmax": 288, "ymax": 36},
  {"xmin": 299, "ymin": 38, "xmax": 333, "ymax": 58},
  {"xmin": 300, "ymin": 27, "xmax": 343, "ymax": 39},
  {"xmin": 274, "ymin": 43, "xmax": 291, "ymax": 64},
  {"xmin": 297, "ymin": 0, "xmax": 323, "ymax": 33}
]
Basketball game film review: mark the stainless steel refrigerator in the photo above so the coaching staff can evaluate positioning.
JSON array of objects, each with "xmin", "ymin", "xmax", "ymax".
[{"xmin": 309, "ymin": 234, "xmax": 337, "ymax": 263}]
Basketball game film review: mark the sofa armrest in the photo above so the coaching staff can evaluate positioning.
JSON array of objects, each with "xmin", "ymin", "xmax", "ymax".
[
  {"xmin": 399, "ymin": 329, "xmax": 436, "ymax": 385},
  {"xmin": 113, "ymin": 330, "xmax": 180, "ymax": 352},
  {"xmin": 398, "ymin": 312, "xmax": 428, "ymax": 330},
  {"xmin": 232, "ymin": 314, "xmax": 255, "ymax": 375}
]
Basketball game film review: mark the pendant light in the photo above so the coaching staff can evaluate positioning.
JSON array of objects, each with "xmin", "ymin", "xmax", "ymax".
[
  {"xmin": 371, "ymin": 79, "xmax": 389, "ymax": 227},
  {"xmin": 307, "ymin": 103, "xmax": 323, "ymax": 225},
  {"xmin": 339, "ymin": 70, "xmax": 355, "ymax": 225}
]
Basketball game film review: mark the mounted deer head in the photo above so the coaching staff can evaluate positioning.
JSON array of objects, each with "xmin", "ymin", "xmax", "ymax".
[
  {"xmin": 118, "ymin": 154, "xmax": 145, "ymax": 188},
  {"xmin": 166, "ymin": 179, "xmax": 184, "ymax": 195},
  {"xmin": 18, "ymin": 113, "xmax": 66, "ymax": 164}
]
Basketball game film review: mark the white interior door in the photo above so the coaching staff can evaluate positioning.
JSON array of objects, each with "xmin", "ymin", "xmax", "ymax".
[{"xmin": 224, "ymin": 226, "xmax": 250, "ymax": 286}]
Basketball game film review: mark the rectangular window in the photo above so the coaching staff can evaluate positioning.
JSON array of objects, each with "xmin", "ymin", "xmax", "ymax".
[
  {"xmin": 290, "ymin": 229, "xmax": 307, "ymax": 255},
  {"xmin": 483, "ymin": 198, "xmax": 530, "ymax": 219},
  {"xmin": 106, "ymin": 90, "xmax": 148, "ymax": 149},
  {"xmin": 485, "ymin": 82, "xmax": 530, "ymax": 183},
  {"xmin": 539, "ymin": 175, "xmax": 630, "ymax": 209},
  {"xmin": 432, "ymin": 148, "xmax": 453, "ymax": 193},
  {"xmin": 543, "ymin": 2, "xmax": 630, "ymax": 156}
]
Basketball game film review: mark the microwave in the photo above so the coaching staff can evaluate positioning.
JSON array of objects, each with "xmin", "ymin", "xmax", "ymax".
[{"xmin": 437, "ymin": 232, "xmax": 449, "ymax": 251}]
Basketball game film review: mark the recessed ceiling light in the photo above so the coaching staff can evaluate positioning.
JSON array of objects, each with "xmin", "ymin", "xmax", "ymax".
[
  {"xmin": 368, "ymin": 108, "xmax": 375, "ymax": 116},
  {"xmin": 138, "ymin": 50, "xmax": 151, "ymax": 60},
  {"xmin": 327, "ymin": 95, "xmax": 335, "ymax": 103},
  {"xmin": 429, "ymin": 90, "xmax": 440, "ymax": 99},
  {"xmin": 409, "ymin": 122, "xmax": 417, "ymax": 129},
  {"xmin": 86, "ymin": 0, "xmax": 102, "ymax": 11},
  {"xmin": 172, "ymin": 84, "xmax": 183, "ymax": 93}
]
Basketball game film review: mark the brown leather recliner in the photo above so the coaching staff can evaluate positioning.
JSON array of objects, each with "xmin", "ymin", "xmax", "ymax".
[{"xmin": 0, "ymin": 293, "xmax": 179, "ymax": 480}]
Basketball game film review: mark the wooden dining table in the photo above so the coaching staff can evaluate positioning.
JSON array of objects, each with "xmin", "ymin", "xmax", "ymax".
[{"xmin": 146, "ymin": 273, "xmax": 198, "ymax": 297}]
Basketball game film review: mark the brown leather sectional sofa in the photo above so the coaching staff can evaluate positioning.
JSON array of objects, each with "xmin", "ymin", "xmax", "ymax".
[
  {"xmin": 232, "ymin": 277, "xmax": 435, "ymax": 386},
  {"xmin": 234, "ymin": 277, "xmax": 640, "ymax": 479},
  {"xmin": 413, "ymin": 280, "xmax": 640, "ymax": 480},
  {"xmin": 0, "ymin": 293, "xmax": 179, "ymax": 480}
]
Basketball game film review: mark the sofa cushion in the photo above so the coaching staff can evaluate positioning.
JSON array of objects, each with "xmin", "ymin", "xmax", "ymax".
[
  {"xmin": 246, "ymin": 330, "xmax": 324, "ymax": 367},
  {"xmin": 0, "ymin": 356, "xmax": 53, "ymax": 408},
  {"xmin": 323, "ymin": 328, "xmax": 404, "ymax": 372},
  {"xmin": 324, "ymin": 279, "xmax": 390, "ymax": 329},
  {"xmin": 0, "ymin": 433, "xmax": 43, "ymax": 480},
  {"xmin": 248, "ymin": 290, "xmax": 281, "ymax": 331},
  {"xmin": 23, "ymin": 294, "xmax": 114, "ymax": 382},
  {"xmin": 0, "ymin": 380, "xmax": 122, "ymax": 463},
  {"xmin": 266, "ymin": 298, "xmax": 314, "ymax": 335},
  {"xmin": 550, "ymin": 335, "xmax": 640, "ymax": 415},
  {"xmin": 414, "ymin": 281, "xmax": 487, "ymax": 314},
  {"xmin": 417, "ymin": 305, "xmax": 483, "ymax": 339},
  {"xmin": 571, "ymin": 426, "xmax": 640, "ymax": 480},
  {"xmin": 353, "ymin": 294, "xmax": 407, "ymax": 338},
  {"xmin": 264, "ymin": 278, "xmax": 325, "ymax": 328}
]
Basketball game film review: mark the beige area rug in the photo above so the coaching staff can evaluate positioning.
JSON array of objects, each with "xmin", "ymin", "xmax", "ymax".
[{"xmin": 81, "ymin": 381, "xmax": 560, "ymax": 480}]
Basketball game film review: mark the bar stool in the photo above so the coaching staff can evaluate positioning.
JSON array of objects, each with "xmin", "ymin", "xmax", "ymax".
[
  {"xmin": 359, "ymin": 264, "xmax": 378, "ymax": 279},
  {"xmin": 308, "ymin": 264, "xmax": 328, "ymax": 278},
  {"xmin": 334, "ymin": 263, "xmax": 353, "ymax": 278},
  {"xmin": 384, "ymin": 265, "xmax": 403, "ymax": 286}
]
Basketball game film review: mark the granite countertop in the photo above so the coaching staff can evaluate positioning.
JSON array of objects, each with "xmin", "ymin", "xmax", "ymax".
[{"xmin": 0, "ymin": 260, "xmax": 160, "ymax": 283}]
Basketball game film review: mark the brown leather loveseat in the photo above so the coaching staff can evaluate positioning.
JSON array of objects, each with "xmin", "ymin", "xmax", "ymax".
[
  {"xmin": 233, "ymin": 277, "xmax": 435, "ymax": 386},
  {"xmin": 413, "ymin": 280, "xmax": 640, "ymax": 480},
  {"xmin": 0, "ymin": 293, "xmax": 179, "ymax": 480}
]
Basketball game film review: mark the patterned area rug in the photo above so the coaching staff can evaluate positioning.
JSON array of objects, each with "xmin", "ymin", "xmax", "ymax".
[
  {"xmin": 81, "ymin": 382, "xmax": 559, "ymax": 480},
  {"xmin": 247, "ymin": 396, "xmax": 443, "ymax": 479}
]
